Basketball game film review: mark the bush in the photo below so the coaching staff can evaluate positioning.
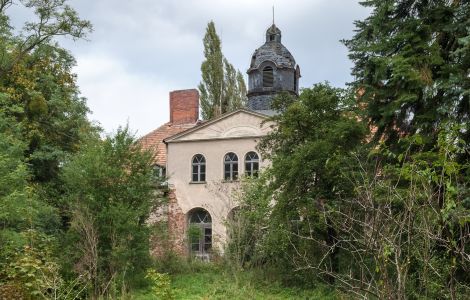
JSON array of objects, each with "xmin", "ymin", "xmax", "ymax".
[
  {"xmin": 61, "ymin": 127, "xmax": 162, "ymax": 297},
  {"xmin": 145, "ymin": 269, "xmax": 173, "ymax": 299}
]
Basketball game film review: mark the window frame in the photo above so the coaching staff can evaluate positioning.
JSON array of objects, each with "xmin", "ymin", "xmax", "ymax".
[
  {"xmin": 191, "ymin": 154, "xmax": 206, "ymax": 183},
  {"xmin": 245, "ymin": 151, "xmax": 260, "ymax": 177},
  {"xmin": 223, "ymin": 152, "xmax": 239, "ymax": 181},
  {"xmin": 188, "ymin": 208, "xmax": 212, "ymax": 260}
]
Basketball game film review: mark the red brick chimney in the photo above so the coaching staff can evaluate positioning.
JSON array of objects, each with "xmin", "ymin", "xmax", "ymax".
[{"xmin": 169, "ymin": 89, "xmax": 199, "ymax": 124}]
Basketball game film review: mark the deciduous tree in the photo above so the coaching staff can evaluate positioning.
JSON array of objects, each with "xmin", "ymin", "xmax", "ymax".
[{"xmin": 61, "ymin": 127, "xmax": 162, "ymax": 297}]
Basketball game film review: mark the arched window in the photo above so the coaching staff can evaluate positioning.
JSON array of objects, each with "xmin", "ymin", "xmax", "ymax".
[
  {"xmin": 192, "ymin": 154, "xmax": 206, "ymax": 182},
  {"xmin": 245, "ymin": 151, "xmax": 259, "ymax": 177},
  {"xmin": 224, "ymin": 152, "xmax": 238, "ymax": 181},
  {"xmin": 263, "ymin": 66, "xmax": 274, "ymax": 87},
  {"xmin": 188, "ymin": 208, "xmax": 212, "ymax": 259}
]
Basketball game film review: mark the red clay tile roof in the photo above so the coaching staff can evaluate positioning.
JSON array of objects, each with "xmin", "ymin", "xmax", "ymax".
[{"xmin": 139, "ymin": 122, "xmax": 197, "ymax": 166}]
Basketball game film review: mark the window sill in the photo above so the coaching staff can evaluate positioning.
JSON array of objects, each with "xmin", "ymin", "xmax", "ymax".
[{"xmin": 189, "ymin": 181, "xmax": 207, "ymax": 184}]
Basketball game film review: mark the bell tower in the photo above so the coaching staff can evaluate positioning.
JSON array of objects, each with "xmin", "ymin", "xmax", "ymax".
[{"xmin": 246, "ymin": 23, "xmax": 300, "ymax": 114}]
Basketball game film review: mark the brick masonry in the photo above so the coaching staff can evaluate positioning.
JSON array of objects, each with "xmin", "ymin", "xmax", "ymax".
[
  {"xmin": 142, "ymin": 89, "xmax": 200, "ymax": 258},
  {"xmin": 170, "ymin": 89, "xmax": 199, "ymax": 125},
  {"xmin": 149, "ymin": 189, "xmax": 187, "ymax": 258},
  {"xmin": 167, "ymin": 189, "xmax": 186, "ymax": 255}
]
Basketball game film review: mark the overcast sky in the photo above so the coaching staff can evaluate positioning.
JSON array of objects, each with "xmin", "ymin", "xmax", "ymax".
[{"xmin": 10, "ymin": 0, "xmax": 371, "ymax": 136}]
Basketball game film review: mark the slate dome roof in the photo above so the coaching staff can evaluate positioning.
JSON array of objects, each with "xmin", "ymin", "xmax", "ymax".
[{"xmin": 249, "ymin": 24, "xmax": 296, "ymax": 70}]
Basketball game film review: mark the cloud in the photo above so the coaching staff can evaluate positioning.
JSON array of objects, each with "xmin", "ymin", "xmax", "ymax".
[
  {"xmin": 74, "ymin": 53, "xmax": 177, "ymax": 136},
  {"xmin": 10, "ymin": 0, "xmax": 371, "ymax": 134}
]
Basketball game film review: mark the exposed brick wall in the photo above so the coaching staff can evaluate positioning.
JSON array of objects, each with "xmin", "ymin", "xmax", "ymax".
[
  {"xmin": 170, "ymin": 89, "xmax": 199, "ymax": 125},
  {"xmin": 167, "ymin": 189, "xmax": 186, "ymax": 255},
  {"xmin": 149, "ymin": 189, "xmax": 187, "ymax": 258}
]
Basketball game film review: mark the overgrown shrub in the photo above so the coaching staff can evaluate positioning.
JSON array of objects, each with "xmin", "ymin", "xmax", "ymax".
[
  {"xmin": 145, "ymin": 269, "xmax": 173, "ymax": 299},
  {"xmin": 60, "ymin": 127, "xmax": 162, "ymax": 297}
]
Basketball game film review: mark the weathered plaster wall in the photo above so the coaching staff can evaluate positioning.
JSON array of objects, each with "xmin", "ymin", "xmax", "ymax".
[
  {"xmin": 167, "ymin": 138, "xmax": 264, "ymax": 253},
  {"xmin": 166, "ymin": 112, "xmax": 272, "ymax": 253}
]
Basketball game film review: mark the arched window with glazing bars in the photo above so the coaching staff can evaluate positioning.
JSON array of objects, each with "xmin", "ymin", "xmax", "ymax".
[
  {"xmin": 245, "ymin": 151, "xmax": 259, "ymax": 177},
  {"xmin": 224, "ymin": 152, "xmax": 238, "ymax": 181},
  {"xmin": 192, "ymin": 154, "xmax": 206, "ymax": 182}
]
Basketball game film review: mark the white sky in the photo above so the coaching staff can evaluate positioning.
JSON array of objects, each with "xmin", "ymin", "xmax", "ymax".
[{"xmin": 9, "ymin": 0, "xmax": 370, "ymax": 136}]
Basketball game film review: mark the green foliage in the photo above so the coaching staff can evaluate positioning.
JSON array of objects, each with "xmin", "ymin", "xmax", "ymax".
[
  {"xmin": 344, "ymin": 0, "xmax": 470, "ymax": 153},
  {"xmin": 198, "ymin": 21, "xmax": 247, "ymax": 120},
  {"xmin": 339, "ymin": 1, "xmax": 470, "ymax": 296},
  {"xmin": 251, "ymin": 83, "xmax": 366, "ymax": 284},
  {"xmin": 61, "ymin": 127, "xmax": 161, "ymax": 297},
  {"xmin": 330, "ymin": 125, "xmax": 470, "ymax": 298},
  {"xmin": 0, "ymin": 111, "xmax": 30, "ymax": 230},
  {"xmin": 225, "ymin": 175, "xmax": 272, "ymax": 270},
  {"xmin": 0, "ymin": 230, "xmax": 62, "ymax": 299},
  {"xmin": 0, "ymin": 1, "xmax": 96, "ymax": 296},
  {"xmin": 145, "ymin": 270, "xmax": 173, "ymax": 299},
  {"xmin": 0, "ymin": 2, "xmax": 168, "ymax": 298},
  {"xmin": 230, "ymin": 80, "xmax": 469, "ymax": 298},
  {"xmin": 134, "ymin": 267, "xmax": 337, "ymax": 300},
  {"xmin": 0, "ymin": 110, "xmax": 60, "ymax": 297},
  {"xmin": 0, "ymin": 0, "xmax": 94, "ymax": 185}
]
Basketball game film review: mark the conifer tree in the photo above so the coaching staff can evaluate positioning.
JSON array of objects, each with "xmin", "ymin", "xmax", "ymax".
[
  {"xmin": 198, "ymin": 21, "xmax": 247, "ymax": 120},
  {"xmin": 344, "ymin": 0, "xmax": 469, "ymax": 152}
]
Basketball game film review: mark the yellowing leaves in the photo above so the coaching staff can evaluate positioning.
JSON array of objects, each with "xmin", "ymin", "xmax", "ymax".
[{"xmin": 27, "ymin": 92, "xmax": 48, "ymax": 115}]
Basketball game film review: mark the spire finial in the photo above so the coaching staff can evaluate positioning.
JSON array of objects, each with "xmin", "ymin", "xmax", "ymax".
[{"xmin": 272, "ymin": 6, "xmax": 275, "ymax": 25}]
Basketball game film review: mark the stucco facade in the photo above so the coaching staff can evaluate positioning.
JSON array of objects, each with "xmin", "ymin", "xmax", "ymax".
[
  {"xmin": 144, "ymin": 23, "xmax": 299, "ymax": 259},
  {"xmin": 164, "ymin": 110, "xmax": 273, "ymax": 254}
]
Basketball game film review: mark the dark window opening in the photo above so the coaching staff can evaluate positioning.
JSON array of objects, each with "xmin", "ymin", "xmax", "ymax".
[
  {"xmin": 192, "ymin": 154, "xmax": 206, "ymax": 182},
  {"xmin": 224, "ymin": 152, "xmax": 238, "ymax": 181},
  {"xmin": 153, "ymin": 165, "xmax": 166, "ymax": 178},
  {"xmin": 245, "ymin": 151, "xmax": 260, "ymax": 177},
  {"xmin": 263, "ymin": 66, "xmax": 274, "ymax": 87}
]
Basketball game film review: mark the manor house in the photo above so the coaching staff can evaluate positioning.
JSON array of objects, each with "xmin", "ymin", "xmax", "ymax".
[{"xmin": 140, "ymin": 23, "xmax": 300, "ymax": 259}]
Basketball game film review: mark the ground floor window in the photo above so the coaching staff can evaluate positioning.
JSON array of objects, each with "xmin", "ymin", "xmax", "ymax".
[{"xmin": 188, "ymin": 208, "xmax": 212, "ymax": 260}]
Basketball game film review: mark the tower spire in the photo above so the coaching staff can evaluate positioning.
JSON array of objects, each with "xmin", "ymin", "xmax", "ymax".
[{"xmin": 272, "ymin": 6, "xmax": 275, "ymax": 25}]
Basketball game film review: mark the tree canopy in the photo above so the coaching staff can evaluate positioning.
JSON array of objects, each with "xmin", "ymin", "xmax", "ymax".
[
  {"xmin": 0, "ymin": 2, "xmax": 162, "ymax": 298},
  {"xmin": 344, "ymin": 0, "xmax": 469, "ymax": 153}
]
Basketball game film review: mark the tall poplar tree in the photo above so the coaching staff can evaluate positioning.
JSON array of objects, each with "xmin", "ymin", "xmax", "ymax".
[{"xmin": 198, "ymin": 21, "xmax": 247, "ymax": 120}]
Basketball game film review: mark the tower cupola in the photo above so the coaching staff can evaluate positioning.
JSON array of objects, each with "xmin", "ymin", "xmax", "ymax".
[{"xmin": 246, "ymin": 23, "xmax": 300, "ymax": 114}]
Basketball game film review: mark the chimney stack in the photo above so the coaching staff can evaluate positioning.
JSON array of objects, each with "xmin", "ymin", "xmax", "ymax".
[{"xmin": 169, "ymin": 89, "xmax": 199, "ymax": 124}]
